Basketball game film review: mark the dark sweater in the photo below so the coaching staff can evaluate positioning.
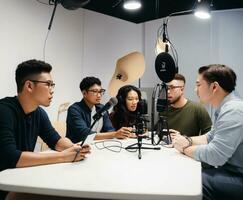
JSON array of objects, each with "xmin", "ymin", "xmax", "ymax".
[{"xmin": 0, "ymin": 96, "xmax": 61, "ymax": 172}]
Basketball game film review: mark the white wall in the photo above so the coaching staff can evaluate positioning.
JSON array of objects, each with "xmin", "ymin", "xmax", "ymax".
[
  {"xmin": 210, "ymin": 9, "xmax": 243, "ymax": 96},
  {"xmin": 143, "ymin": 9, "xmax": 243, "ymax": 101},
  {"xmin": 0, "ymin": 0, "xmax": 142, "ymax": 120},
  {"xmin": 1, "ymin": 0, "xmax": 243, "ymax": 120},
  {"xmin": 82, "ymin": 10, "xmax": 143, "ymax": 102},
  {"xmin": 0, "ymin": 0, "xmax": 85, "ymax": 120}
]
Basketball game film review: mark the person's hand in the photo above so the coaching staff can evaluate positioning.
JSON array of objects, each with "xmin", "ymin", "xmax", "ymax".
[
  {"xmin": 128, "ymin": 132, "xmax": 137, "ymax": 138},
  {"xmin": 115, "ymin": 127, "xmax": 133, "ymax": 139},
  {"xmin": 169, "ymin": 129, "xmax": 181, "ymax": 140},
  {"xmin": 172, "ymin": 135, "xmax": 190, "ymax": 153},
  {"xmin": 130, "ymin": 131, "xmax": 149, "ymax": 139},
  {"xmin": 62, "ymin": 144, "xmax": 91, "ymax": 162}
]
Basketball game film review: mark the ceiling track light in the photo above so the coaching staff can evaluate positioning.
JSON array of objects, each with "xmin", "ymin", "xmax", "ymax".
[
  {"xmin": 194, "ymin": 0, "xmax": 211, "ymax": 19},
  {"xmin": 123, "ymin": 0, "xmax": 142, "ymax": 10}
]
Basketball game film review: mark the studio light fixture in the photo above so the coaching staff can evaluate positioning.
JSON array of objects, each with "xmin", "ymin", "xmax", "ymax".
[
  {"xmin": 154, "ymin": 0, "xmax": 212, "ymax": 56},
  {"xmin": 194, "ymin": 0, "xmax": 211, "ymax": 19},
  {"xmin": 123, "ymin": 0, "xmax": 142, "ymax": 10}
]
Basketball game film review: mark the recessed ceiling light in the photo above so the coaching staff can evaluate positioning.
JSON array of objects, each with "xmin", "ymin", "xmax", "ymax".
[
  {"xmin": 194, "ymin": 0, "xmax": 211, "ymax": 19},
  {"xmin": 123, "ymin": 0, "xmax": 141, "ymax": 10}
]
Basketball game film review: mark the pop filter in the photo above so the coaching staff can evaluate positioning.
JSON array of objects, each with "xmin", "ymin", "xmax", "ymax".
[{"xmin": 155, "ymin": 52, "xmax": 177, "ymax": 83}]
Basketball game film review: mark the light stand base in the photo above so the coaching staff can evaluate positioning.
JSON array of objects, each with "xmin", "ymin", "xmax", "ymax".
[{"xmin": 125, "ymin": 136, "xmax": 161, "ymax": 159}]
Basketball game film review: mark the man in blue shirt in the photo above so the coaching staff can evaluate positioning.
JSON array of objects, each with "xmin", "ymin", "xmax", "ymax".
[
  {"xmin": 172, "ymin": 64, "xmax": 243, "ymax": 200},
  {"xmin": 66, "ymin": 77, "xmax": 132, "ymax": 143}
]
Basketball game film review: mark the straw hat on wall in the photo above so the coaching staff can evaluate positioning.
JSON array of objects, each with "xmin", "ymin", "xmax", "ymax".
[{"xmin": 108, "ymin": 51, "xmax": 145, "ymax": 97}]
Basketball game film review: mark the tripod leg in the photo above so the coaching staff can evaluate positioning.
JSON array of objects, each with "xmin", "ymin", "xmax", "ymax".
[
  {"xmin": 138, "ymin": 149, "xmax": 141, "ymax": 159},
  {"xmin": 138, "ymin": 137, "xmax": 142, "ymax": 159},
  {"xmin": 168, "ymin": 133, "xmax": 172, "ymax": 144},
  {"xmin": 125, "ymin": 142, "xmax": 138, "ymax": 150}
]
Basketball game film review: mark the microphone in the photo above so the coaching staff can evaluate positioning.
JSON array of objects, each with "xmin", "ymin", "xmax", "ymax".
[
  {"xmin": 137, "ymin": 99, "xmax": 150, "ymax": 132},
  {"xmin": 162, "ymin": 22, "xmax": 169, "ymax": 53},
  {"xmin": 137, "ymin": 99, "xmax": 148, "ymax": 115},
  {"xmin": 156, "ymin": 84, "xmax": 168, "ymax": 112},
  {"xmin": 93, "ymin": 97, "xmax": 118, "ymax": 121},
  {"xmin": 155, "ymin": 20, "xmax": 177, "ymax": 83}
]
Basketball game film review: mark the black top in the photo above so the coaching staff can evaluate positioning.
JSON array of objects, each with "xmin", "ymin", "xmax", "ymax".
[
  {"xmin": 109, "ymin": 111, "xmax": 137, "ymax": 130},
  {"xmin": 0, "ymin": 96, "xmax": 61, "ymax": 172}
]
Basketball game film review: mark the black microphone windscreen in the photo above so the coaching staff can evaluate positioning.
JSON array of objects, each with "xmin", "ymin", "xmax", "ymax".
[
  {"xmin": 156, "ymin": 99, "xmax": 168, "ymax": 112},
  {"xmin": 109, "ymin": 97, "xmax": 118, "ymax": 106},
  {"xmin": 137, "ymin": 99, "xmax": 147, "ymax": 115},
  {"xmin": 155, "ymin": 52, "xmax": 176, "ymax": 83},
  {"xmin": 93, "ymin": 97, "xmax": 118, "ymax": 121}
]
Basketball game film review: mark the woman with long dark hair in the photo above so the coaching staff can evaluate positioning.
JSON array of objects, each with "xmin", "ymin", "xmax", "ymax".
[{"xmin": 110, "ymin": 85, "xmax": 142, "ymax": 130}]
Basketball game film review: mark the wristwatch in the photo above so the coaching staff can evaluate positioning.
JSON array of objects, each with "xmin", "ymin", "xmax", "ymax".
[{"xmin": 182, "ymin": 135, "xmax": 192, "ymax": 154}]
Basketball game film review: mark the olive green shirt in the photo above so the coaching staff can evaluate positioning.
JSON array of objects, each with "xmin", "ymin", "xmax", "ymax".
[{"xmin": 160, "ymin": 100, "xmax": 212, "ymax": 136}]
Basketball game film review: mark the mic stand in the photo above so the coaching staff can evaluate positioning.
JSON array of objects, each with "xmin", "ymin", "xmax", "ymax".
[
  {"xmin": 151, "ymin": 83, "xmax": 172, "ymax": 145},
  {"xmin": 81, "ymin": 118, "xmax": 99, "ymax": 145},
  {"xmin": 125, "ymin": 116, "xmax": 160, "ymax": 159},
  {"xmin": 48, "ymin": 0, "xmax": 59, "ymax": 30},
  {"xmin": 73, "ymin": 118, "xmax": 99, "ymax": 162},
  {"xmin": 126, "ymin": 135, "xmax": 156, "ymax": 160},
  {"xmin": 83, "ymin": 100, "xmax": 117, "ymax": 144},
  {"xmin": 155, "ymin": 116, "xmax": 172, "ymax": 145}
]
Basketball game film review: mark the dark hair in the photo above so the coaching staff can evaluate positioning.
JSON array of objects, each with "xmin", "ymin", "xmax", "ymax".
[
  {"xmin": 15, "ymin": 59, "xmax": 52, "ymax": 93},
  {"xmin": 111, "ymin": 85, "xmax": 142, "ymax": 130},
  {"xmin": 174, "ymin": 73, "xmax": 186, "ymax": 84},
  {"xmin": 79, "ymin": 76, "xmax": 101, "ymax": 91},
  {"xmin": 198, "ymin": 64, "xmax": 236, "ymax": 93}
]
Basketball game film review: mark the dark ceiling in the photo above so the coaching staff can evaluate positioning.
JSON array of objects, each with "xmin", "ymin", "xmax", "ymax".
[{"xmin": 82, "ymin": 0, "xmax": 243, "ymax": 23}]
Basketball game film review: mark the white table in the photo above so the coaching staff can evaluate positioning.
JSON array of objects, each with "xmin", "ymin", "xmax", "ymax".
[{"xmin": 0, "ymin": 139, "xmax": 202, "ymax": 200}]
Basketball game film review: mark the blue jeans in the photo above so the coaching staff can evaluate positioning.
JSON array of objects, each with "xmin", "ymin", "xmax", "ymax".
[{"xmin": 203, "ymin": 167, "xmax": 243, "ymax": 200}]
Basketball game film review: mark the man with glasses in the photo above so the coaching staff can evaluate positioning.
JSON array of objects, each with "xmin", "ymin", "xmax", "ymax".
[
  {"xmin": 160, "ymin": 73, "xmax": 212, "ymax": 137},
  {"xmin": 0, "ymin": 59, "xmax": 91, "ymax": 199},
  {"xmin": 66, "ymin": 76, "xmax": 132, "ymax": 143},
  {"xmin": 173, "ymin": 65, "xmax": 243, "ymax": 199}
]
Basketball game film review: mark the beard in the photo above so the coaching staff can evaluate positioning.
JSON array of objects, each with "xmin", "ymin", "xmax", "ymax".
[{"xmin": 168, "ymin": 95, "xmax": 181, "ymax": 105}]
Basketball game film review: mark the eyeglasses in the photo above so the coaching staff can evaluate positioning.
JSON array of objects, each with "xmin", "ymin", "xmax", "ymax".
[
  {"xmin": 30, "ymin": 80, "xmax": 55, "ymax": 90},
  {"xmin": 87, "ymin": 89, "xmax": 106, "ymax": 96},
  {"xmin": 167, "ymin": 85, "xmax": 184, "ymax": 90}
]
